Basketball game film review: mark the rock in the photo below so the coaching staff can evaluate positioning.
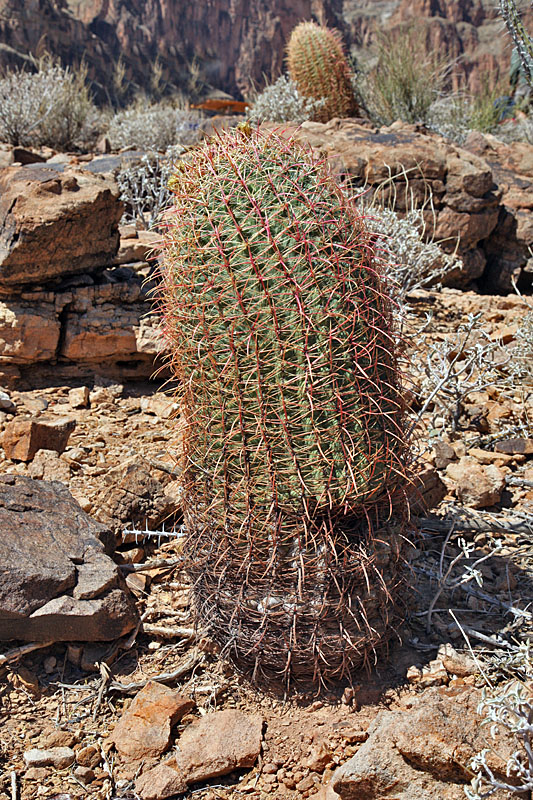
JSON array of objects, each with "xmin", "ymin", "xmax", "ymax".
[
  {"xmin": 73, "ymin": 766, "xmax": 95, "ymax": 784},
  {"xmin": 412, "ymin": 464, "xmax": 447, "ymax": 512},
  {"xmin": 0, "ymin": 475, "xmax": 137, "ymax": 641},
  {"xmin": 433, "ymin": 440, "xmax": 456, "ymax": 470},
  {"xmin": 76, "ymin": 745, "xmax": 101, "ymax": 768},
  {"xmin": 331, "ymin": 687, "xmax": 513, "ymax": 800},
  {"xmin": 68, "ymin": 386, "xmax": 90, "ymax": 409},
  {"xmin": 23, "ymin": 747, "xmax": 75, "ymax": 769},
  {"xmin": 140, "ymin": 393, "xmax": 176, "ymax": 419},
  {"xmin": 13, "ymin": 148, "xmax": 46, "ymax": 165},
  {"xmin": 3, "ymin": 416, "xmax": 76, "ymax": 461},
  {"xmin": 0, "ymin": 390, "xmax": 15, "ymax": 413},
  {"xmin": 109, "ymin": 681, "xmax": 194, "ymax": 762},
  {"xmin": 446, "ymin": 456, "xmax": 505, "ymax": 508},
  {"xmin": 115, "ymin": 230, "xmax": 163, "ymax": 265},
  {"xmin": 28, "ymin": 450, "xmax": 71, "ymax": 482},
  {"xmin": 135, "ymin": 710, "xmax": 263, "ymax": 799},
  {"xmin": 0, "ymin": 302, "xmax": 61, "ymax": 363},
  {"xmin": 438, "ymin": 643, "xmax": 477, "ymax": 677},
  {"xmin": 96, "ymin": 457, "xmax": 176, "ymax": 535},
  {"xmin": 464, "ymin": 132, "xmax": 533, "ymax": 291},
  {"xmin": 0, "ymin": 167, "xmax": 122, "ymax": 287},
  {"xmin": 305, "ymin": 740, "xmax": 334, "ymax": 772},
  {"xmin": 494, "ymin": 438, "xmax": 533, "ymax": 456}
]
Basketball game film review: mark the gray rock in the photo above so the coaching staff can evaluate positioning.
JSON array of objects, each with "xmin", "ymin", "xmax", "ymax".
[
  {"xmin": 0, "ymin": 476, "xmax": 137, "ymax": 641},
  {"xmin": 23, "ymin": 747, "xmax": 75, "ymax": 769},
  {"xmin": 0, "ymin": 389, "xmax": 15, "ymax": 413}
]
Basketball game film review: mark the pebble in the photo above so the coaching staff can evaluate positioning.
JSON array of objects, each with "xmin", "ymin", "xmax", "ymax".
[{"xmin": 23, "ymin": 746, "xmax": 75, "ymax": 769}]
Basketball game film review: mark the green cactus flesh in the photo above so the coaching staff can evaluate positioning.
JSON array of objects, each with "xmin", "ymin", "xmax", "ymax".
[
  {"xmin": 160, "ymin": 127, "xmax": 409, "ymax": 686},
  {"xmin": 286, "ymin": 21, "xmax": 359, "ymax": 123}
]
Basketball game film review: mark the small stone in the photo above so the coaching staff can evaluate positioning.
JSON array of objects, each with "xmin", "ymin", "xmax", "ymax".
[
  {"xmin": 43, "ymin": 656, "xmax": 57, "ymax": 674},
  {"xmin": 67, "ymin": 644, "xmax": 83, "ymax": 666},
  {"xmin": 419, "ymin": 658, "xmax": 448, "ymax": 686},
  {"xmin": 24, "ymin": 767, "xmax": 49, "ymax": 781},
  {"xmin": 3, "ymin": 416, "xmax": 76, "ymax": 461},
  {"xmin": 494, "ymin": 438, "xmax": 533, "ymax": 456},
  {"xmin": 140, "ymin": 394, "xmax": 176, "ymax": 419},
  {"xmin": 433, "ymin": 440, "xmax": 456, "ymax": 469},
  {"xmin": 263, "ymin": 762, "xmax": 278, "ymax": 774},
  {"xmin": 438, "ymin": 643, "xmax": 477, "ymax": 677},
  {"xmin": 23, "ymin": 747, "xmax": 75, "ymax": 769},
  {"xmin": 297, "ymin": 775, "xmax": 317, "ymax": 792},
  {"xmin": 76, "ymin": 744, "xmax": 101, "ymax": 768},
  {"xmin": 305, "ymin": 741, "xmax": 333, "ymax": 772},
  {"xmin": 446, "ymin": 457, "xmax": 505, "ymax": 508},
  {"xmin": 0, "ymin": 390, "xmax": 15, "ymax": 413},
  {"xmin": 406, "ymin": 665, "xmax": 422, "ymax": 683},
  {"xmin": 68, "ymin": 386, "xmax": 90, "ymax": 409},
  {"xmin": 73, "ymin": 765, "xmax": 95, "ymax": 784},
  {"xmin": 40, "ymin": 729, "xmax": 77, "ymax": 749},
  {"xmin": 125, "ymin": 572, "xmax": 150, "ymax": 595}
]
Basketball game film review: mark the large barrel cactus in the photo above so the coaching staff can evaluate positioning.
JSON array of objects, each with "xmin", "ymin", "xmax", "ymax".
[
  {"xmin": 286, "ymin": 21, "xmax": 359, "ymax": 123},
  {"xmin": 159, "ymin": 126, "xmax": 411, "ymax": 689}
]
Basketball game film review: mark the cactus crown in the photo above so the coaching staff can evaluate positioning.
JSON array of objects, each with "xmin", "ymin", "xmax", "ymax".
[
  {"xmin": 286, "ymin": 21, "xmax": 359, "ymax": 123},
  {"xmin": 159, "ymin": 127, "xmax": 410, "ymax": 688}
]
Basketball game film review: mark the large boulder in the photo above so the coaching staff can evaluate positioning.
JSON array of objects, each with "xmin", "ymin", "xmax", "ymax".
[
  {"xmin": 0, "ymin": 475, "xmax": 138, "ymax": 641},
  {"xmin": 0, "ymin": 165, "xmax": 122, "ymax": 288},
  {"xmin": 331, "ymin": 686, "xmax": 514, "ymax": 800},
  {"xmin": 464, "ymin": 131, "xmax": 533, "ymax": 292},
  {"xmin": 282, "ymin": 120, "xmax": 527, "ymax": 290}
]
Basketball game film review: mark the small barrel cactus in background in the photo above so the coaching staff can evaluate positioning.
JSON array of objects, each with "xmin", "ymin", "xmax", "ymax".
[
  {"xmin": 159, "ymin": 126, "xmax": 411, "ymax": 689},
  {"xmin": 286, "ymin": 21, "xmax": 359, "ymax": 123}
]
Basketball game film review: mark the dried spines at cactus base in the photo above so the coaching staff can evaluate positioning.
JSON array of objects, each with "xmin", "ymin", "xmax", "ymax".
[
  {"xmin": 286, "ymin": 22, "xmax": 359, "ymax": 123},
  {"xmin": 159, "ymin": 127, "xmax": 412, "ymax": 688}
]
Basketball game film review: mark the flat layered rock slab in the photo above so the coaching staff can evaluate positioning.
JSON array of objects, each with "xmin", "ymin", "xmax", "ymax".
[
  {"xmin": 109, "ymin": 681, "xmax": 195, "ymax": 762},
  {"xmin": 0, "ymin": 166, "xmax": 122, "ymax": 287},
  {"xmin": 135, "ymin": 710, "xmax": 263, "ymax": 799},
  {"xmin": 0, "ymin": 475, "xmax": 138, "ymax": 641}
]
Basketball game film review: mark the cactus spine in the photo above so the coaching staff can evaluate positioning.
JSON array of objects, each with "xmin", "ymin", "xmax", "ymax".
[
  {"xmin": 286, "ymin": 21, "xmax": 359, "ymax": 123},
  {"xmin": 159, "ymin": 126, "xmax": 410, "ymax": 688}
]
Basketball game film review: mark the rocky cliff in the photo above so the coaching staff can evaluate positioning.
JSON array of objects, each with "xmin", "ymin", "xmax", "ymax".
[
  {"xmin": 0, "ymin": 0, "xmax": 532, "ymax": 101},
  {"xmin": 0, "ymin": 0, "xmax": 344, "ymax": 102}
]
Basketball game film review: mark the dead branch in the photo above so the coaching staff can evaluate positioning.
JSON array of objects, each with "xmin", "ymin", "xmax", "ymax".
[{"xmin": 0, "ymin": 641, "xmax": 54, "ymax": 667}]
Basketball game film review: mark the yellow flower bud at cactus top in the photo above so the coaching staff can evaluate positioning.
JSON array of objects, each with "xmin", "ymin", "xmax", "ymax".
[{"xmin": 287, "ymin": 21, "xmax": 359, "ymax": 123}]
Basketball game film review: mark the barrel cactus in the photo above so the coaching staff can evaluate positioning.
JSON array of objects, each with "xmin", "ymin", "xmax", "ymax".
[
  {"xmin": 286, "ymin": 21, "xmax": 359, "ymax": 123},
  {"xmin": 159, "ymin": 126, "xmax": 411, "ymax": 689}
]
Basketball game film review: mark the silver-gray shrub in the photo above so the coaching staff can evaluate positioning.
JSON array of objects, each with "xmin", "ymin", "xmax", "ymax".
[
  {"xmin": 0, "ymin": 60, "xmax": 95, "ymax": 149},
  {"xmin": 246, "ymin": 75, "xmax": 325, "ymax": 124},
  {"xmin": 510, "ymin": 310, "xmax": 533, "ymax": 383},
  {"xmin": 364, "ymin": 207, "xmax": 462, "ymax": 300},
  {"xmin": 465, "ymin": 644, "xmax": 533, "ymax": 799},
  {"xmin": 107, "ymin": 104, "xmax": 202, "ymax": 152},
  {"xmin": 116, "ymin": 146, "xmax": 183, "ymax": 229}
]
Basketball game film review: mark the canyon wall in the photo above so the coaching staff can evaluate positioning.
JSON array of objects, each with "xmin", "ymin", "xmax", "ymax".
[
  {"xmin": 0, "ymin": 0, "xmax": 344, "ymax": 101},
  {"xmin": 0, "ymin": 0, "xmax": 532, "ymax": 100}
]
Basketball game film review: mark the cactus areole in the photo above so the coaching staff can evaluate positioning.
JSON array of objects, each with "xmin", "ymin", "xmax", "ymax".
[
  {"xmin": 286, "ymin": 21, "xmax": 359, "ymax": 123},
  {"xmin": 159, "ymin": 127, "xmax": 411, "ymax": 689}
]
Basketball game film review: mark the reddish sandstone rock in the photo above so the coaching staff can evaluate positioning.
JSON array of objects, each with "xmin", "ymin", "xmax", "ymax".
[
  {"xmin": 0, "ymin": 166, "xmax": 122, "ymax": 287},
  {"xmin": 446, "ymin": 456, "xmax": 505, "ymax": 508},
  {"xmin": 331, "ymin": 687, "xmax": 513, "ymax": 800},
  {"xmin": 135, "ymin": 710, "xmax": 263, "ymax": 800},
  {"xmin": 109, "ymin": 682, "xmax": 194, "ymax": 762},
  {"xmin": 3, "ymin": 416, "xmax": 76, "ymax": 462}
]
